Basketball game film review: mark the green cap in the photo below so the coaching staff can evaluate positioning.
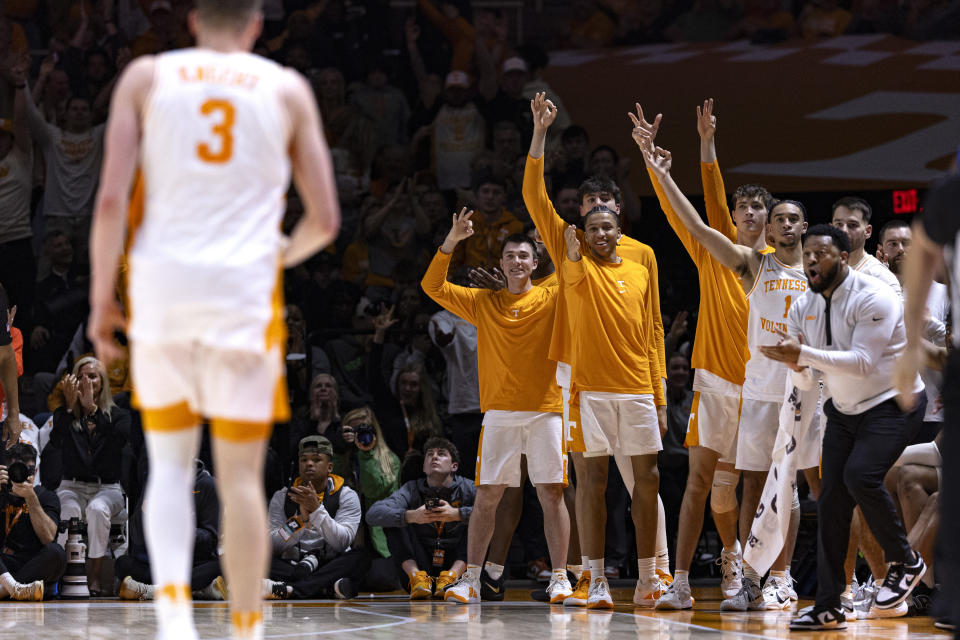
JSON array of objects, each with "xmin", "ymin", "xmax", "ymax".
[{"xmin": 299, "ymin": 435, "xmax": 334, "ymax": 458}]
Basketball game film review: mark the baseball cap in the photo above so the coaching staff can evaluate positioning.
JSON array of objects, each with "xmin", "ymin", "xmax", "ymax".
[
  {"xmin": 299, "ymin": 435, "xmax": 334, "ymax": 458},
  {"xmin": 502, "ymin": 56, "xmax": 528, "ymax": 74},
  {"xmin": 444, "ymin": 70, "xmax": 470, "ymax": 89}
]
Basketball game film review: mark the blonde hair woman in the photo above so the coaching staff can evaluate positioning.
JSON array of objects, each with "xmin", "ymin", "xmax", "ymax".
[
  {"xmin": 342, "ymin": 407, "xmax": 399, "ymax": 563},
  {"xmin": 47, "ymin": 356, "xmax": 130, "ymax": 595}
]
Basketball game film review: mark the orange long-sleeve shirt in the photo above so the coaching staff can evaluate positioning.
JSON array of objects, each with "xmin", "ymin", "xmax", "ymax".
[
  {"xmin": 646, "ymin": 160, "xmax": 771, "ymax": 386},
  {"xmin": 421, "ymin": 249, "xmax": 562, "ymax": 413},
  {"xmin": 522, "ymin": 155, "xmax": 666, "ymax": 381},
  {"xmin": 561, "ymin": 253, "xmax": 665, "ymax": 405}
]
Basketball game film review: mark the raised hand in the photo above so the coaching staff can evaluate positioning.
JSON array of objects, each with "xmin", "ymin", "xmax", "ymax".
[
  {"xmin": 39, "ymin": 55, "xmax": 56, "ymax": 78},
  {"xmin": 468, "ymin": 266, "xmax": 506, "ymax": 291},
  {"xmin": 447, "ymin": 207, "xmax": 474, "ymax": 244},
  {"xmin": 78, "ymin": 374, "xmax": 97, "ymax": 414},
  {"xmin": 530, "ymin": 92, "xmax": 558, "ymax": 131},
  {"xmin": 564, "ymin": 224, "xmax": 581, "ymax": 261},
  {"xmin": 642, "ymin": 143, "xmax": 673, "ymax": 178},
  {"xmin": 405, "ymin": 16, "xmax": 420, "ymax": 45},
  {"xmin": 696, "ymin": 98, "xmax": 717, "ymax": 141},
  {"xmin": 628, "ymin": 103, "xmax": 661, "ymax": 148},
  {"xmin": 668, "ymin": 310, "xmax": 689, "ymax": 339},
  {"xmin": 6, "ymin": 304, "xmax": 16, "ymax": 328},
  {"xmin": 372, "ymin": 304, "xmax": 399, "ymax": 334},
  {"xmin": 62, "ymin": 374, "xmax": 80, "ymax": 410}
]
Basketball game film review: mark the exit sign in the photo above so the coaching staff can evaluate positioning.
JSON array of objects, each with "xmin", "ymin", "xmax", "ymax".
[{"xmin": 893, "ymin": 189, "xmax": 918, "ymax": 214}]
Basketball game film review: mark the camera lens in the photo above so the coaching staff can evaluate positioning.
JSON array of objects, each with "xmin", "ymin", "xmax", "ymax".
[{"xmin": 7, "ymin": 461, "xmax": 28, "ymax": 484}]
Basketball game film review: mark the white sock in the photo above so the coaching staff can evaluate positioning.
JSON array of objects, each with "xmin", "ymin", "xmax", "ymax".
[
  {"xmin": 0, "ymin": 572, "xmax": 17, "ymax": 595},
  {"xmin": 589, "ymin": 558, "xmax": 604, "ymax": 579},
  {"xmin": 483, "ymin": 561, "xmax": 504, "ymax": 581},
  {"xmin": 567, "ymin": 564, "xmax": 582, "ymax": 579},
  {"xmin": 743, "ymin": 562, "xmax": 761, "ymax": 585},
  {"xmin": 144, "ymin": 428, "xmax": 201, "ymax": 596},
  {"xmin": 723, "ymin": 539, "xmax": 742, "ymax": 555},
  {"xmin": 656, "ymin": 494, "xmax": 669, "ymax": 569},
  {"xmin": 464, "ymin": 564, "xmax": 481, "ymax": 582},
  {"xmin": 673, "ymin": 569, "xmax": 689, "ymax": 587},
  {"xmin": 637, "ymin": 557, "xmax": 656, "ymax": 582},
  {"xmin": 581, "ymin": 555, "xmax": 590, "ymax": 571}
]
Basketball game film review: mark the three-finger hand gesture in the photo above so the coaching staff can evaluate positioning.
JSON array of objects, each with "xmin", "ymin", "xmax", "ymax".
[
  {"xmin": 696, "ymin": 98, "xmax": 717, "ymax": 141},
  {"xmin": 530, "ymin": 92, "xmax": 558, "ymax": 131},
  {"xmin": 447, "ymin": 207, "xmax": 474, "ymax": 244},
  {"xmin": 564, "ymin": 225, "xmax": 581, "ymax": 261},
  {"xmin": 628, "ymin": 103, "xmax": 661, "ymax": 148}
]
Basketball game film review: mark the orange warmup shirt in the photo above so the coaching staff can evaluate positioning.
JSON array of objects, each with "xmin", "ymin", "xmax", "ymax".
[
  {"xmin": 561, "ymin": 252, "xmax": 665, "ymax": 404},
  {"xmin": 522, "ymin": 155, "xmax": 666, "ymax": 378},
  {"xmin": 421, "ymin": 249, "xmax": 561, "ymax": 413}
]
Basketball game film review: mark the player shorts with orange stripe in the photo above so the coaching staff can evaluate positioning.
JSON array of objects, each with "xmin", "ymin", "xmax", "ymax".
[
  {"xmin": 684, "ymin": 391, "xmax": 740, "ymax": 463},
  {"xmin": 475, "ymin": 411, "xmax": 566, "ymax": 487},
  {"xmin": 131, "ymin": 340, "xmax": 287, "ymax": 441}
]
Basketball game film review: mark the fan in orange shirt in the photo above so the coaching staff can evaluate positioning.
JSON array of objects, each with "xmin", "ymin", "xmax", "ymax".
[{"xmin": 421, "ymin": 208, "xmax": 572, "ymax": 605}]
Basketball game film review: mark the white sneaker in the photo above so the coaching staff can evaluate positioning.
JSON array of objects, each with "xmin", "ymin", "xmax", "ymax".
[
  {"xmin": 118, "ymin": 576, "xmax": 154, "ymax": 601},
  {"xmin": 785, "ymin": 569, "xmax": 798, "ymax": 601},
  {"xmin": 586, "ymin": 576, "xmax": 614, "ymax": 610},
  {"xmin": 720, "ymin": 577, "xmax": 764, "ymax": 611},
  {"xmin": 546, "ymin": 572, "xmax": 574, "ymax": 604},
  {"xmin": 262, "ymin": 579, "xmax": 289, "ymax": 600},
  {"xmin": 633, "ymin": 575, "xmax": 666, "ymax": 608},
  {"xmin": 9, "ymin": 579, "xmax": 43, "ymax": 602},
  {"xmin": 761, "ymin": 575, "xmax": 792, "ymax": 610},
  {"xmin": 717, "ymin": 544, "xmax": 743, "ymax": 598},
  {"xmin": 655, "ymin": 578, "xmax": 693, "ymax": 610},
  {"xmin": 866, "ymin": 600, "xmax": 908, "ymax": 619},
  {"xmin": 444, "ymin": 574, "xmax": 480, "ymax": 604}
]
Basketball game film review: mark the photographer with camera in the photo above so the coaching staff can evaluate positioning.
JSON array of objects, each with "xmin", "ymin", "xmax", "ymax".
[
  {"xmin": 0, "ymin": 443, "xmax": 66, "ymax": 600},
  {"xmin": 366, "ymin": 438, "xmax": 474, "ymax": 599},
  {"xmin": 259, "ymin": 435, "xmax": 367, "ymax": 600}
]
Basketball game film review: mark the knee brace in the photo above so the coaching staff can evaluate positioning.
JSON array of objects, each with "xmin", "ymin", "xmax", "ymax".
[{"xmin": 711, "ymin": 470, "xmax": 739, "ymax": 513}]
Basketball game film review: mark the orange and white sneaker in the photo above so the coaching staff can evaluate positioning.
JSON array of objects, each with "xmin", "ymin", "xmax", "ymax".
[
  {"xmin": 434, "ymin": 570, "xmax": 457, "ymax": 597},
  {"xmin": 444, "ymin": 574, "xmax": 480, "ymax": 604},
  {"xmin": 586, "ymin": 576, "xmax": 614, "ymax": 610},
  {"xmin": 656, "ymin": 569, "xmax": 673, "ymax": 586},
  {"xmin": 409, "ymin": 571, "xmax": 433, "ymax": 600},
  {"xmin": 546, "ymin": 572, "xmax": 574, "ymax": 604},
  {"xmin": 563, "ymin": 570, "xmax": 591, "ymax": 607},
  {"xmin": 633, "ymin": 575, "xmax": 666, "ymax": 608}
]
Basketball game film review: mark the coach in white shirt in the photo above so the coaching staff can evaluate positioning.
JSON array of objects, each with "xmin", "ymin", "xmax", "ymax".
[{"xmin": 760, "ymin": 224, "xmax": 927, "ymax": 631}]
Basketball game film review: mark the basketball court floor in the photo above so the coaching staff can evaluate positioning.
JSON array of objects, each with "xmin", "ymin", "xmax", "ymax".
[{"xmin": 1, "ymin": 585, "xmax": 947, "ymax": 640}]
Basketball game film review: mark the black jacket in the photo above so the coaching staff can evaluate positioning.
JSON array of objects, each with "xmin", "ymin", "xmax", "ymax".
[{"xmin": 42, "ymin": 405, "xmax": 132, "ymax": 491}]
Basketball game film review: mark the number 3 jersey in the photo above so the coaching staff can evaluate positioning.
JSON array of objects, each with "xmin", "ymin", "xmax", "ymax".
[
  {"xmin": 128, "ymin": 49, "xmax": 292, "ymax": 352},
  {"xmin": 743, "ymin": 253, "xmax": 807, "ymax": 401}
]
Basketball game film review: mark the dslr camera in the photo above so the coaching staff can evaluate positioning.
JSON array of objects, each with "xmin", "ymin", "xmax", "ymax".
[
  {"xmin": 354, "ymin": 423, "xmax": 376, "ymax": 447},
  {"xmin": 1, "ymin": 451, "xmax": 31, "ymax": 496}
]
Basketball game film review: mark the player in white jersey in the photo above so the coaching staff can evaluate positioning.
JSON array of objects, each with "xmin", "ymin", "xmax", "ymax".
[
  {"xmin": 831, "ymin": 196, "xmax": 903, "ymax": 299},
  {"xmin": 88, "ymin": 2, "xmax": 340, "ymax": 640},
  {"xmin": 642, "ymin": 141, "xmax": 814, "ymax": 611}
]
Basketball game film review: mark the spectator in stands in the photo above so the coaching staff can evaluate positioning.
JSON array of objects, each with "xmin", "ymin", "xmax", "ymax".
[
  {"xmin": 368, "ymin": 307, "xmax": 444, "ymax": 474},
  {"xmin": 420, "ymin": 71, "xmax": 486, "ymax": 191},
  {"xmin": 28, "ymin": 231, "xmax": 88, "ymax": 375},
  {"xmin": 0, "ymin": 289, "xmax": 23, "ymax": 437},
  {"xmin": 798, "ymin": 0, "xmax": 853, "ymax": 38},
  {"xmin": 452, "ymin": 174, "xmax": 523, "ymax": 270},
  {"xmin": 565, "ymin": 0, "xmax": 618, "ymax": 48},
  {"xmin": 349, "ymin": 58, "xmax": 410, "ymax": 146},
  {"xmin": 729, "ymin": 0, "xmax": 796, "ymax": 41},
  {"xmin": 26, "ymin": 57, "xmax": 105, "ymax": 270},
  {"xmin": 479, "ymin": 57, "xmax": 533, "ymax": 142},
  {"xmin": 366, "ymin": 437, "xmax": 474, "ymax": 599},
  {"xmin": 0, "ymin": 442, "xmax": 65, "ymax": 600},
  {"xmin": 263, "ymin": 435, "xmax": 365, "ymax": 600},
  {"xmin": 131, "ymin": 0, "xmax": 191, "ymax": 57},
  {"xmin": 339, "ymin": 407, "xmax": 400, "ymax": 586},
  {"xmin": 315, "ymin": 66, "xmax": 377, "ymax": 174},
  {"xmin": 0, "ymin": 64, "xmax": 34, "ymax": 318},
  {"xmin": 42, "ymin": 356, "xmax": 130, "ymax": 596},
  {"xmin": 288, "ymin": 374, "xmax": 348, "ymax": 479},
  {"xmin": 323, "ymin": 298, "xmax": 383, "ymax": 412},
  {"xmin": 116, "ymin": 459, "xmax": 221, "ymax": 601}
]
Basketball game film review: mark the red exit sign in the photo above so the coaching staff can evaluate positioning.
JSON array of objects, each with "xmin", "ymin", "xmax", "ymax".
[{"xmin": 893, "ymin": 189, "xmax": 918, "ymax": 214}]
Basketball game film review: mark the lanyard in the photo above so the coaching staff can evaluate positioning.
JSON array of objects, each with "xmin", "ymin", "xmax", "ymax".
[{"xmin": 4, "ymin": 505, "xmax": 26, "ymax": 537}]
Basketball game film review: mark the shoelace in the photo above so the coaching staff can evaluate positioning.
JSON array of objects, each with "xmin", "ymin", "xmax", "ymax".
[
  {"xmin": 883, "ymin": 563, "xmax": 905, "ymax": 589},
  {"xmin": 593, "ymin": 580, "xmax": 609, "ymax": 597},
  {"xmin": 716, "ymin": 553, "xmax": 741, "ymax": 574}
]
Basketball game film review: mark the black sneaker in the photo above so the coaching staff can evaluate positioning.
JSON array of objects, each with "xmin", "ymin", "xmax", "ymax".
[
  {"xmin": 789, "ymin": 605, "xmax": 847, "ymax": 631},
  {"xmin": 333, "ymin": 577, "xmax": 357, "ymax": 600},
  {"xmin": 907, "ymin": 582, "xmax": 933, "ymax": 616},
  {"xmin": 934, "ymin": 618, "xmax": 955, "ymax": 632},
  {"xmin": 480, "ymin": 568, "xmax": 505, "ymax": 601},
  {"xmin": 876, "ymin": 550, "xmax": 926, "ymax": 609}
]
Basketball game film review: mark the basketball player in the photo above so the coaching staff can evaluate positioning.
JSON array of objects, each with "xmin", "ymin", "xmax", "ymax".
[
  {"xmin": 561, "ymin": 208, "xmax": 667, "ymax": 609},
  {"xmin": 523, "ymin": 93, "xmax": 671, "ymax": 608},
  {"xmin": 421, "ymin": 209, "xmax": 572, "ymax": 604},
  {"xmin": 88, "ymin": 2, "xmax": 340, "ymax": 639},
  {"xmin": 642, "ymin": 141, "xmax": 815, "ymax": 612},
  {"xmin": 632, "ymin": 99, "xmax": 771, "ymax": 609},
  {"xmin": 831, "ymin": 197, "xmax": 903, "ymax": 298}
]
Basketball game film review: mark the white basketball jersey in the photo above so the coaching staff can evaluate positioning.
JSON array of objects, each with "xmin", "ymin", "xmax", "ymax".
[
  {"xmin": 743, "ymin": 253, "xmax": 808, "ymax": 401},
  {"xmin": 129, "ymin": 49, "xmax": 292, "ymax": 351}
]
